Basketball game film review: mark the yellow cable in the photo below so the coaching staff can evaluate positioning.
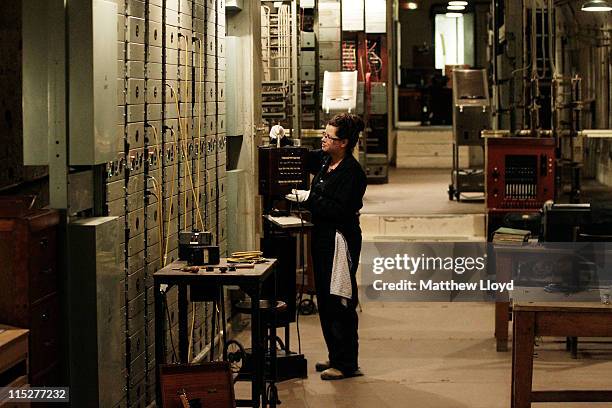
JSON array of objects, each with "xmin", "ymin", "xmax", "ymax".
[
  {"xmin": 177, "ymin": 39, "xmax": 199, "ymax": 359},
  {"xmin": 148, "ymin": 125, "xmax": 164, "ymax": 259},
  {"xmin": 148, "ymin": 175, "xmax": 159, "ymax": 240},
  {"xmin": 179, "ymin": 35, "xmax": 191, "ymax": 231},
  {"xmin": 148, "ymin": 175, "xmax": 163, "ymax": 261},
  {"xmin": 179, "ymin": 141, "xmax": 205, "ymax": 229},
  {"xmin": 148, "ymin": 176, "xmax": 163, "ymax": 260},
  {"xmin": 166, "ymin": 84, "xmax": 205, "ymax": 230},
  {"xmin": 178, "ymin": 36, "xmax": 204, "ymax": 233},
  {"xmin": 196, "ymin": 38, "xmax": 204, "ymax": 231},
  {"xmin": 163, "ymin": 127, "xmax": 178, "ymax": 267},
  {"xmin": 177, "ymin": 38, "xmax": 199, "ymax": 362},
  {"xmin": 162, "ymin": 39, "xmax": 187, "ymax": 233}
]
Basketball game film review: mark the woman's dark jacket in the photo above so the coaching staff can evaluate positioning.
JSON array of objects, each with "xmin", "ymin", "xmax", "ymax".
[{"xmin": 303, "ymin": 149, "xmax": 367, "ymax": 298}]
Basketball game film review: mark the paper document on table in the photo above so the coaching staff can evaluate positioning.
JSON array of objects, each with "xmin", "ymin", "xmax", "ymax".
[{"xmin": 267, "ymin": 215, "xmax": 305, "ymax": 227}]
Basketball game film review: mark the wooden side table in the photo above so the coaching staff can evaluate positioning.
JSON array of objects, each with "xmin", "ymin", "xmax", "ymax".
[
  {"xmin": 512, "ymin": 302, "xmax": 612, "ymax": 408},
  {"xmin": 154, "ymin": 259, "xmax": 278, "ymax": 408},
  {"xmin": 0, "ymin": 325, "xmax": 29, "ymax": 408}
]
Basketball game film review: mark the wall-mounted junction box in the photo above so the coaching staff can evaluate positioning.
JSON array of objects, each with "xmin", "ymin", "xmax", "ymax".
[{"xmin": 69, "ymin": 0, "xmax": 118, "ymax": 165}]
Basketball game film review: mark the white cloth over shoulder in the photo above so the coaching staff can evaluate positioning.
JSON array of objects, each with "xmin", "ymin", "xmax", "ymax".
[{"xmin": 330, "ymin": 231, "xmax": 353, "ymax": 303}]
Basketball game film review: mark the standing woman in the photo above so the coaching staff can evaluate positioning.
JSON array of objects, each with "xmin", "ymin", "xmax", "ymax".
[{"xmin": 286, "ymin": 113, "xmax": 367, "ymax": 380}]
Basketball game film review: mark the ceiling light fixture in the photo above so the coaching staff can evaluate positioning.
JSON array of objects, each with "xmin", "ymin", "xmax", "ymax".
[
  {"xmin": 407, "ymin": 2, "xmax": 418, "ymax": 9},
  {"xmin": 447, "ymin": 5, "xmax": 466, "ymax": 10},
  {"xmin": 449, "ymin": 1, "xmax": 468, "ymax": 5},
  {"xmin": 445, "ymin": 12, "xmax": 463, "ymax": 17},
  {"xmin": 581, "ymin": 0, "xmax": 612, "ymax": 11}
]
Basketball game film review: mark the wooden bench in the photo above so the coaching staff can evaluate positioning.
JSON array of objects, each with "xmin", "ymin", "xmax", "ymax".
[{"xmin": 512, "ymin": 302, "xmax": 612, "ymax": 408}]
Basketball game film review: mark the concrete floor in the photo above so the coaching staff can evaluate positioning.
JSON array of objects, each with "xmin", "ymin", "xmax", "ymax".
[
  {"xmin": 362, "ymin": 168, "xmax": 484, "ymax": 215},
  {"xmin": 236, "ymin": 169, "xmax": 612, "ymax": 407},
  {"xmin": 234, "ymin": 302, "xmax": 612, "ymax": 408}
]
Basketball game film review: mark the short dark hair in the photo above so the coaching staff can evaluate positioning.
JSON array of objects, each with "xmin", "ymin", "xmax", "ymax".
[{"xmin": 327, "ymin": 113, "xmax": 365, "ymax": 152}]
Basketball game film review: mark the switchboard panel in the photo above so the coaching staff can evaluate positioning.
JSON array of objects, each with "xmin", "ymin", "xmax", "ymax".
[
  {"xmin": 258, "ymin": 147, "xmax": 309, "ymax": 196},
  {"xmin": 106, "ymin": 0, "xmax": 227, "ymax": 404}
]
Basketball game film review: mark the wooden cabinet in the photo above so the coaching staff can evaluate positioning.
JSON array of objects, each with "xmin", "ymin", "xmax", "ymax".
[
  {"xmin": 0, "ymin": 325, "xmax": 30, "ymax": 408},
  {"xmin": 0, "ymin": 207, "xmax": 61, "ymax": 386}
]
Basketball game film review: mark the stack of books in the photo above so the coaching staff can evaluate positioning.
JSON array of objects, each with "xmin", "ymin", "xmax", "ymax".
[{"xmin": 492, "ymin": 227, "xmax": 531, "ymax": 245}]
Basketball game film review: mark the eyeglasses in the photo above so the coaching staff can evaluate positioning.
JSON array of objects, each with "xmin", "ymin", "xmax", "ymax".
[{"xmin": 321, "ymin": 132, "xmax": 342, "ymax": 141}]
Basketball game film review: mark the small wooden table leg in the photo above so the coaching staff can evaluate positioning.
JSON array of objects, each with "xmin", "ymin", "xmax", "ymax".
[
  {"xmin": 570, "ymin": 337, "xmax": 578, "ymax": 359},
  {"xmin": 496, "ymin": 301, "xmax": 510, "ymax": 351},
  {"xmin": 512, "ymin": 311, "xmax": 536, "ymax": 408},
  {"xmin": 511, "ymin": 310, "xmax": 516, "ymax": 408}
]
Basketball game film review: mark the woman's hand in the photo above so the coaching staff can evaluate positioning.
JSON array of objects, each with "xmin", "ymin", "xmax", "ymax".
[{"xmin": 285, "ymin": 189, "xmax": 310, "ymax": 203}]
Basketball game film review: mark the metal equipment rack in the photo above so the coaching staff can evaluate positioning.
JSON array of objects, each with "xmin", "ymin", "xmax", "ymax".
[
  {"xmin": 262, "ymin": 80, "xmax": 289, "ymax": 121},
  {"xmin": 448, "ymin": 69, "xmax": 491, "ymax": 201},
  {"xmin": 260, "ymin": 1, "xmax": 300, "ymax": 137}
]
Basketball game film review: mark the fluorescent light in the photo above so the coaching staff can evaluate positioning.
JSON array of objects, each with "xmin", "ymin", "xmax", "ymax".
[
  {"xmin": 445, "ymin": 12, "xmax": 463, "ymax": 17},
  {"xmin": 447, "ymin": 5, "xmax": 465, "ymax": 10},
  {"xmin": 399, "ymin": 1, "xmax": 418, "ymax": 10},
  {"xmin": 449, "ymin": 1, "xmax": 468, "ymax": 5},
  {"xmin": 581, "ymin": 0, "xmax": 612, "ymax": 10},
  {"xmin": 273, "ymin": 1, "xmax": 283, "ymax": 8}
]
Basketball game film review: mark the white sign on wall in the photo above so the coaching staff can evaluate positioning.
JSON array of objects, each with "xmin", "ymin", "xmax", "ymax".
[
  {"xmin": 342, "ymin": 0, "xmax": 364, "ymax": 31},
  {"xmin": 365, "ymin": 0, "xmax": 386, "ymax": 33}
]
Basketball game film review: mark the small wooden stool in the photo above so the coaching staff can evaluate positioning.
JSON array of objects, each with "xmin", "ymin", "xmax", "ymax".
[{"xmin": 512, "ymin": 302, "xmax": 612, "ymax": 408}]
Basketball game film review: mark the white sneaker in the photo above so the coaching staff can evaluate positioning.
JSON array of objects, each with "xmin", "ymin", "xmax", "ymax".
[{"xmin": 320, "ymin": 368, "xmax": 344, "ymax": 380}]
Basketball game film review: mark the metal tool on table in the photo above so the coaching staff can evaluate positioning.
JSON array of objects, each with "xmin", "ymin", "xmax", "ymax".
[{"xmin": 175, "ymin": 262, "xmax": 256, "ymax": 274}]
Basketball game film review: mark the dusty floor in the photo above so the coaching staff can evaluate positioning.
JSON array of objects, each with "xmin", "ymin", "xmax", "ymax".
[{"xmin": 236, "ymin": 169, "xmax": 612, "ymax": 407}]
